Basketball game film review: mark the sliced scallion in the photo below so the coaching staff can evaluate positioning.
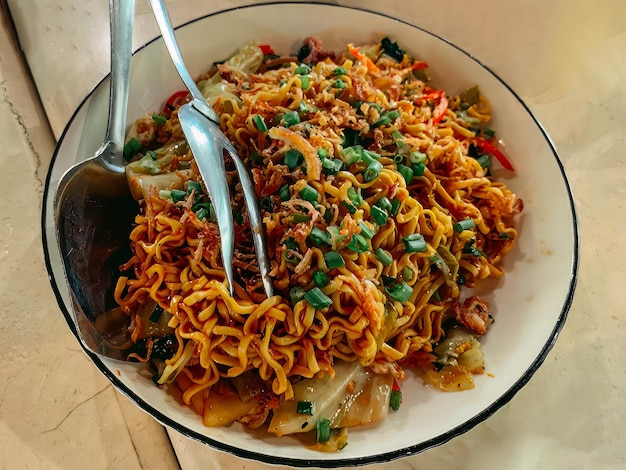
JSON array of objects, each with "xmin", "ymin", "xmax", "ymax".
[
  {"xmin": 304, "ymin": 287, "xmax": 333, "ymax": 310},
  {"xmin": 309, "ymin": 227, "xmax": 331, "ymax": 246},
  {"xmin": 453, "ymin": 219, "xmax": 475, "ymax": 233},
  {"xmin": 347, "ymin": 234, "xmax": 369, "ymax": 252},
  {"xmin": 312, "ymin": 270, "xmax": 329, "ymax": 288},
  {"xmin": 252, "ymin": 114, "xmax": 268, "ymax": 133},
  {"xmin": 403, "ymin": 233, "xmax": 427, "ymax": 253},
  {"xmin": 152, "ymin": 113, "xmax": 167, "ymax": 125},
  {"xmin": 300, "ymin": 184, "xmax": 320, "ymax": 202},
  {"xmin": 397, "ymin": 164, "xmax": 414, "ymax": 184},
  {"xmin": 385, "ymin": 281, "xmax": 413, "ymax": 303},
  {"xmin": 289, "ymin": 286, "xmax": 307, "ymax": 304},
  {"xmin": 284, "ymin": 148, "xmax": 303, "ymax": 169},
  {"xmin": 389, "ymin": 389, "xmax": 402, "ymax": 411},
  {"xmin": 316, "ymin": 418, "xmax": 331, "ymax": 443},
  {"xmin": 347, "ymin": 187, "xmax": 362, "ymax": 207},
  {"xmin": 363, "ymin": 160, "xmax": 383, "ymax": 182},
  {"xmin": 359, "ymin": 221, "xmax": 376, "ymax": 239},
  {"xmin": 279, "ymin": 184, "xmax": 291, "ymax": 201},
  {"xmin": 171, "ymin": 189, "xmax": 186, "ymax": 203},
  {"xmin": 296, "ymin": 400, "xmax": 315, "ymax": 415},
  {"xmin": 283, "ymin": 111, "xmax": 300, "ymax": 127},
  {"xmin": 324, "ymin": 251, "xmax": 345, "ymax": 269},
  {"xmin": 375, "ymin": 248, "xmax": 393, "ymax": 266},
  {"xmin": 409, "ymin": 151, "xmax": 427, "ymax": 164},
  {"xmin": 371, "ymin": 205, "xmax": 388, "ymax": 226}
]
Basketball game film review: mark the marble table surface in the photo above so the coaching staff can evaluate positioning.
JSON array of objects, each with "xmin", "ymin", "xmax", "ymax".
[{"xmin": 1, "ymin": 0, "xmax": 625, "ymax": 468}]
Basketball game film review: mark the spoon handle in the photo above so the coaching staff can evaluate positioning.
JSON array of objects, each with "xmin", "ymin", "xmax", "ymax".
[
  {"xmin": 148, "ymin": 0, "xmax": 221, "ymax": 124},
  {"xmin": 103, "ymin": 0, "xmax": 135, "ymax": 172}
]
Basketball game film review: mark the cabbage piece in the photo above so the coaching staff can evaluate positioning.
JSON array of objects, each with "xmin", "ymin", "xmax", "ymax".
[
  {"xmin": 201, "ymin": 41, "xmax": 264, "ymax": 108},
  {"xmin": 268, "ymin": 361, "xmax": 393, "ymax": 437},
  {"xmin": 125, "ymin": 167, "xmax": 189, "ymax": 201}
]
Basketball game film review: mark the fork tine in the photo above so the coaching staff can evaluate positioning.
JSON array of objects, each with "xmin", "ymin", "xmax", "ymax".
[
  {"xmin": 223, "ymin": 140, "xmax": 274, "ymax": 298},
  {"xmin": 179, "ymin": 104, "xmax": 236, "ymax": 295}
]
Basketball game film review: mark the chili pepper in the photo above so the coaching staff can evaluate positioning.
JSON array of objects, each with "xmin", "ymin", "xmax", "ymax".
[
  {"xmin": 347, "ymin": 44, "xmax": 379, "ymax": 72},
  {"xmin": 163, "ymin": 90, "xmax": 189, "ymax": 115},
  {"xmin": 259, "ymin": 44, "xmax": 275, "ymax": 55},
  {"xmin": 432, "ymin": 94, "xmax": 448, "ymax": 124},
  {"xmin": 410, "ymin": 61, "xmax": 429, "ymax": 70},
  {"xmin": 474, "ymin": 137, "xmax": 515, "ymax": 171}
]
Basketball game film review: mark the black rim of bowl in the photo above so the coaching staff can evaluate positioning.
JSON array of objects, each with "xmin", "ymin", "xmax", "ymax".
[{"xmin": 41, "ymin": 2, "xmax": 580, "ymax": 467}]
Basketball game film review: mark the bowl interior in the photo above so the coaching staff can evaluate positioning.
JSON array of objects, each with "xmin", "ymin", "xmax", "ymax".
[{"xmin": 42, "ymin": 3, "xmax": 577, "ymax": 467}]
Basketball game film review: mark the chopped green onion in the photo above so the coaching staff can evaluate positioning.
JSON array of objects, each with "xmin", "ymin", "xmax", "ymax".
[
  {"xmin": 300, "ymin": 184, "xmax": 320, "ymax": 202},
  {"xmin": 359, "ymin": 221, "xmax": 376, "ymax": 239},
  {"xmin": 375, "ymin": 197, "xmax": 392, "ymax": 212},
  {"xmin": 316, "ymin": 418, "xmax": 331, "ymax": 443},
  {"xmin": 347, "ymin": 187, "xmax": 362, "ymax": 207},
  {"xmin": 458, "ymin": 273, "xmax": 467, "ymax": 285},
  {"xmin": 412, "ymin": 162, "xmax": 426, "ymax": 176},
  {"xmin": 385, "ymin": 110, "xmax": 400, "ymax": 120},
  {"xmin": 341, "ymin": 146, "xmax": 363, "ymax": 165},
  {"xmin": 296, "ymin": 400, "xmax": 315, "ymax": 415},
  {"xmin": 260, "ymin": 196, "xmax": 273, "ymax": 212},
  {"xmin": 334, "ymin": 79, "xmax": 347, "ymax": 90},
  {"xmin": 284, "ymin": 237, "xmax": 299, "ymax": 250},
  {"xmin": 375, "ymin": 248, "xmax": 393, "ymax": 266},
  {"xmin": 397, "ymin": 164, "xmax": 414, "ymax": 184},
  {"xmin": 317, "ymin": 148, "xmax": 328, "ymax": 159},
  {"xmin": 393, "ymin": 154, "xmax": 404, "ymax": 163},
  {"xmin": 152, "ymin": 113, "xmax": 167, "ymax": 125},
  {"xmin": 363, "ymin": 160, "xmax": 383, "ymax": 182},
  {"xmin": 453, "ymin": 219, "xmax": 475, "ymax": 233},
  {"xmin": 389, "ymin": 389, "xmax": 402, "ymax": 411},
  {"xmin": 290, "ymin": 214, "xmax": 311, "ymax": 224},
  {"xmin": 123, "ymin": 137, "xmax": 142, "ymax": 160},
  {"xmin": 476, "ymin": 154, "xmax": 491, "ymax": 169},
  {"xmin": 252, "ymin": 114, "xmax": 268, "ymax": 133},
  {"xmin": 284, "ymin": 148, "xmax": 303, "ymax": 169},
  {"xmin": 283, "ymin": 111, "xmax": 300, "ymax": 127},
  {"xmin": 391, "ymin": 130, "xmax": 405, "ymax": 149},
  {"xmin": 312, "ymin": 270, "xmax": 329, "ymax": 288},
  {"xmin": 386, "ymin": 281, "xmax": 413, "ymax": 303},
  {"xmin": 171, "ymin": 189, "xmax": 186, "ymax": 202},
  {"xmin": 342, "ymin": 201, "xmax": 357, "ymax": 214},
  {"xmin": 409, "ymin": 151, "xmax": 427, "ymax": 164},
  {"xmin": 403, "ymin": 233, "xmax": 427, "ymax": 253},
  {"xmin": 322, "ymin": 158, "xmax": 343, "ymax": 174},
  {"xmin": 432, "ymin": 289, "xmax": 441, "ymax": 302},
  {"xmin": 186, "ymin": 181, "xmax": 203, "ymax": 195},
  {"xmin": 333, "ymin": 66, "xmax": 347, "ymax": 76},
  {"xmin": 360, "ymin": 149, "xmax": 380, "ymax": 164},
  {"xmin": 149, "ymin": 305, "xmax": 164, "ymax": 323},
  {"xmin": 283, "ymin": 249, "xmax": 300, "ymax": 265},
  {"xmin": 250, "ymin": 150, "xmax": 264, "ymax": 165},
  {"xmin": 402, "ymin": 267, "xmax": 414, "ymax": 281},
  {"xmin": 195, "ymin": 206, "xmax": 209, "ymax": 220},
  {"xmin": 372, "ymin": 116, "xmax": 392, "ymax": 127},
  {"xmin": 159, "ymin": 189, "xmax": 172, "ymax": 199},
  {"xmin": 305, "ymin": 287, "xmax": 333, "ymax": 309},
  {"xmin": 324, "ymin": 251, "xmax": 345, "ymax": 269},
  {"xmin": 499, "ymin": 233, "xmax": 511, "ymax": 239},
  {"xmin": 484, "ymin": 128, "xmax": 496, "ymax": 139},
  {"xmin": 300, "ymin": 75, "xmax": 310, "ymax": 90},
  {"xmin": 298, "ymin": 100, "xmax": 311, "ymax": 113},
  {"xmin": 371, "ymin": 205, "xmax": 388, "ymax": 226},
  {"xmin": 342, "ymin": 128, "xmax": 362, "ymax": 147},
  {"xmin": 390, "ymin": 197, "xmax": 401, "ymax": 216},
  {"xmin": 347, "ymin": 234, "xmax": 369, "ymax": 252},
  {"xmin": 146, "ymin": 150, "xmax": 157, "ymax": 161},
  {"xmin": 295, "ymin": 65, "xmax": 310, "ymax": 75},
  {"xmin": 290, "ymin": 286, "xmax": 307, "ymax": 304},
  {"xmin": 279, "ymin": 184, "xmax": 291, "ymax": 201},
  {"xmin": 323, "ymin": 207, "xmax": 333, "ymax": 223},
  {"xmin": 233, "ymin": 211, "xmax": 243, "ymax": 225},
  {"xmin": 309, "ymin": 227, "xmax": 331, "ymax": 246}
]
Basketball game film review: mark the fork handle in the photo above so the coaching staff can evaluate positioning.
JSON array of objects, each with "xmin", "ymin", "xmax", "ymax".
[{"xmin": 148, "ymin": 0, "xmax": 221, "ymax": 124}]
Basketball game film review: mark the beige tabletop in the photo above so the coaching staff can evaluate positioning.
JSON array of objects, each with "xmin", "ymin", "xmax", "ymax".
[{"xmin": 1, "ymin": 0, "xmax": 625, "ymax": 468}]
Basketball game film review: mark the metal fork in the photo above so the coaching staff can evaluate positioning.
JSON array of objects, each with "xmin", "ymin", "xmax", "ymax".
[{"xmin": 148, "ymin": 0, "xmax": 273, "ymax": 298}]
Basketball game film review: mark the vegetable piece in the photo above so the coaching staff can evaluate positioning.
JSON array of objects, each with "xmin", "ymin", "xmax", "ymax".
[
  {"xmin": 295, "ymin": 65, "xmax": 310, "ymax": 75},
  {"xmin": 163, "ymin": 90, "xmax": 189, "ymax": 115},
  {"xmin": 309, "ymin": 227, "xmax": 331, "ymax": 246},
  {"xmin": 390, "ymin": 197, "xmax": 401, "ymax": 216},
  {"xmin": 284, "ymin": 148, "xmax": 303, "ymax": 169},
  {"xmin": 170, "ymin": 189, "xmax": 186, "ymax": 202},
  {"xmin": 333, "ymin": 67, "xmax": 347, "ymax": 76},
  {"xmin": 300, "ymin": 75, "xmax": 310, "ymax": 90},
  {"xmin": 324, "ymin": 251, "xmax": 345, "ymax": 269},
  {"xmin": 430, "ymin": 244, "xmax": 459, "ymax": 287},
  {"xmin": 397, "ymin": 164, "xmax": 414, "ymax": 184},
  {"xmin": 347, "ymin": 187, "xmax": 362, "ymax": 207},
  {"xmin": 347, "ymin": 234, "xmax": 369, "ymax": 253},
  {"xmin": 334, "ymin": 79, "xmax": 347, "ymax": 90},
  {"xmin": 312, "ymin": 270, "xmax": 329, "ymax": 288},
  {"xmin": 297, "ymin": 400, "xmax": 315, "ymax": 415},
  {"xmin": 473, "ymin": 138, "xmax": 515, "ymax": 171},
  {"xmin": 358, "ymin": 221, "xmax": 376, "ymax": 239},
  {"xmin": 475, "ymin": 154, "xmax": 491, "ymax": 169},
  {"xmin": 283, "ymin": 111, "xmax": 300, "ymax": 127},
  {"xmin": 252, "ymin": 114, "xmax": 268, "ymax": 133},
  {"xmin": 269, "ymin": 127, "xmax": 322, "ymax": 180},
  {"xmin": 290, "ymin": 286, "xmax": 307, "ymax": 305},
  {"xmin": 304, "ymin": 287, "xmax": 333, "ymax": 310},
  {"xmin": 459, "ymin": 85, "xmax": 480, "ymax": 106},
  {"xmin": 290, "ymin": 214, "xmax": 311, "ymax": 224},
  {"xmin": 380, "ymin": 37, "xmax": 405, "ymax": 62},
  {"xmin": 363, "ymin": 160, "xmax": 383, "ymax": 182},
  {"xmin": 152, "ymin": 113, "xmax": 167, "ymax": 125},
  {"xmin": 279, "ymin": 184, "xmax": 291, "ymax": 201},
  {"xmin": 413, "ymin": 161, "xmax": 426, "ymax": 176},
  {"xmin": 347, "ymin": 44, "xmax": 379, "ymax": 72},
  {"xmin": 375, "ymin": 248, "xmax": 393, "ymax": 266},
  {"xmin": 389, "ymin": 380, "xmax": 402, "ymax": 411},
  {"xmin": 149, "ymin": 305, "xmax": 164, "ymax": 323},
  {"xmin": 409, "ymin": 151, "xmax": 427, "ymax": 164},
  {"xmin": 259, "ymin": 44, "xmax": 275, "ymax": 55},
  {"xmin": 317, "ymin": 419, "xmax": 331, "ymax": 443},
  {"xmin": 403, "ymin": 234, "xmax": 427, "ymax": 253},
  {"xmin": 371, "ymin": 205, "xmax": 388, "ymax": 226},
  {"xmin": 300, "ymin": 184, "xmax": 320, "ymax": 202},
  {"xmin": 386, "ymin": 281, "xmax": 413, "ymax": 303},
  {"xmin": 186, "ymin": 181, "xmax": 203, "ymax": 195},
  {"xmin": 432, "ymin": 94, "xmax": 449, "ymax": 124},
  {"xmin": 454, "ymin": 219, "xmax": 476, "ymax": 233},
  {"xmin": 123, "ymin": 137, "xmax": 142, "ymax": 160}
]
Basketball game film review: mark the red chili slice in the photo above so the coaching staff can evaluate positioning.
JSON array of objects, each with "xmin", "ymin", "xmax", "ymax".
[
  {"xmin": 163, "ymin": 90, "xmax": 189, "ymax": 115},
  {"xmin": 474, "ymin": 137, "xmax": 515, "ymax": 171},
  {"xmin": 259, "ymin": 44, "xmax": 275, "ymax": 55}
]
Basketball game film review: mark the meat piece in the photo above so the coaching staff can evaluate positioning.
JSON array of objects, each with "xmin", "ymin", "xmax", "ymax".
[
  {"xmin": 301, "ymin": 36, "xmax": 336, "ymax": 64},
  {"xmin": 453, "ymin": 296, "xmax": 492, "ymax": 335}
]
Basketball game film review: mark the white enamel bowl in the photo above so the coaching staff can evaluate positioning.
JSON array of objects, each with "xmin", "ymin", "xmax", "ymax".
[{"xmin": 42, "ymin": 3, "xmax": 578, "ymax": 467}]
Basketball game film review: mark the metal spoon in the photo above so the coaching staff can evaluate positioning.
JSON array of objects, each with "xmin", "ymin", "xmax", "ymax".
[{"xmin": 54, "ymin": 0, "xmax": 136, "ymax": 358}]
